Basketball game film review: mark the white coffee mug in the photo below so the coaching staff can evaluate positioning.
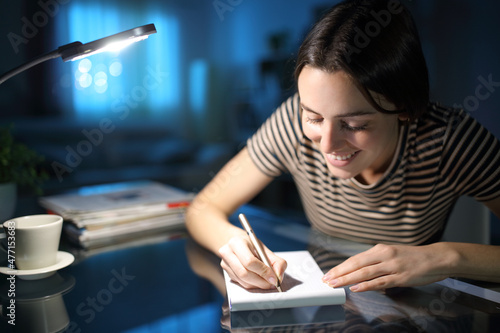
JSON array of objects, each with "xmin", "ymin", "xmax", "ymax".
[{"xmin": 3, "ymin": 214, "xmax": 63, "ymax": 270}]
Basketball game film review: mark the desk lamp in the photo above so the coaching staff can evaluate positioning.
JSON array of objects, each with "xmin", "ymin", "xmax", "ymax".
[{"xmin": 0, "ymin": 23, "xmax": 156, "ymax": 85}]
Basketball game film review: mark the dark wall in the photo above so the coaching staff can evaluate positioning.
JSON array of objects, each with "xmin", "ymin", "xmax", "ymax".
[{"xmin": 407, "ymin": 0, "xmax": 500, "ymax": 139}]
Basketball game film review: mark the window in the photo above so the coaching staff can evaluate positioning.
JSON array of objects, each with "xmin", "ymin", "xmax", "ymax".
[{"xmin": 55, "ymin": 2, "xmax": 179, "ymax": 119}]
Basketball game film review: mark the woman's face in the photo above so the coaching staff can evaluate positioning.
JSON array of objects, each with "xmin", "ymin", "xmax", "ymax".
[{"xmin": 297, "ymin": 66, "xmax": 404, "ymax": 184}]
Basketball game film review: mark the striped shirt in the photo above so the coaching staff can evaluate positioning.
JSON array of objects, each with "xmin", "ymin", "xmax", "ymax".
[{"xmin": 247, "ymin": 93, "xmax": 500, "ymax": 245}]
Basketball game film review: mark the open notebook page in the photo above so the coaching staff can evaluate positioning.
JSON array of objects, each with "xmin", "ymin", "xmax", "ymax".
[{"xmin": 224, "ymin": 250, "xmax": 346, "ymax": 311}]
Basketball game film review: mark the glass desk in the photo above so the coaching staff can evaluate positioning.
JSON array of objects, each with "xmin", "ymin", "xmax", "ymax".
[{"xmin": 1, "ymin": 205, "xmax": 499, "ymax": 332}]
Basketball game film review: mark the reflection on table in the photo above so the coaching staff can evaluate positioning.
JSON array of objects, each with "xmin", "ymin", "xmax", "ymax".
[{"xmin": 0, "ymin": 272, "xmax": 75, "ymax": 332}]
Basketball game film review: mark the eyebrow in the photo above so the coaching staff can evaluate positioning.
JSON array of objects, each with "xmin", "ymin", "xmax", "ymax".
[{"xmin": 300, "ymin": 103, "xmax": 377, "ymax": 118}]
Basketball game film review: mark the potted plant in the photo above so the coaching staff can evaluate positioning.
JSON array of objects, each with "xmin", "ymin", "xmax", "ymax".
[{"xmin": 0, "ymin": 126, "xmax": 47, "ymax": 221}]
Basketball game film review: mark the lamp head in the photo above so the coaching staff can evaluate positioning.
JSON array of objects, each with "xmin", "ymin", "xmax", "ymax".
[{"xmin": 60, "ymin": 23, "xmax": 157, "ymax": 62}]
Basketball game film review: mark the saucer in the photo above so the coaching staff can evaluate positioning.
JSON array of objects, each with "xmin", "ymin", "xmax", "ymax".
[{"xmin": 0, "ymin": 251, "xmax": 75, "ymax": 280}]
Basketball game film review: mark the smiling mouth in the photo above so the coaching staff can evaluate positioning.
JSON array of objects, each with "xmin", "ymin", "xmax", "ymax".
[{"xmin": 327, "ymin": 151, "xmax": 359, "ymax": 161}]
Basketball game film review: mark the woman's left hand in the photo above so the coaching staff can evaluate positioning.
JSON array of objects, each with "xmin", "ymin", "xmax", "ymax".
[{"xmin": 322, "ymin": 243, "xmax": 455, "ymax": 292}]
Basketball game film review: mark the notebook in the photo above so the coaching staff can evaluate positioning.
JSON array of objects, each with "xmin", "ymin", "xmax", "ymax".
[{"xmin": 224, "ymin": 250, "xmax": 346, "ymax": 311}]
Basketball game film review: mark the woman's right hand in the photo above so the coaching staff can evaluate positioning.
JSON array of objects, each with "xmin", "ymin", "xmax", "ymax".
[{"xmin": 218, "ymin": 235, "xmax": 287, "ymax": 290}]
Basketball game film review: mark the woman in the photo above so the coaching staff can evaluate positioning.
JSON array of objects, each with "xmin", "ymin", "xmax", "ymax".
[{"xmin": 185, "ymin": 0, "xmax": 500, "ymax": 293}]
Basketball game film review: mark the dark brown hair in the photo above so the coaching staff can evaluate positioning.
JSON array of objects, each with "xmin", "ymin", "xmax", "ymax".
[{"xmin": 295, "ymin": 0, "xmax": 429, "ymax": 120}]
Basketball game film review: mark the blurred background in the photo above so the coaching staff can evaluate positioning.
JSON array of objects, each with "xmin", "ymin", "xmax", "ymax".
[{"xmin": 0, "ymin": 0, "xmax": 499, "ymax": 240}]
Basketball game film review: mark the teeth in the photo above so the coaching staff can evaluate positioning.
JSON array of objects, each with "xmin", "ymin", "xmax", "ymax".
[{"xmin": 330, "ymin": 152, "xmax": 355, "ymax": 161}]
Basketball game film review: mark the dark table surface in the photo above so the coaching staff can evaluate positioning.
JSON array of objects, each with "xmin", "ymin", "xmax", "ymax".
[{"xmin": 1, "ymin": 204, "xmax": 500, "ymax": 333}]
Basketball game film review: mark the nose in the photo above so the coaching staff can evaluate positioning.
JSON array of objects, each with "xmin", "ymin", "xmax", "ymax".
[{"xmin": 320, "ymin": 122, "xmax": 346, "ymax": 153}]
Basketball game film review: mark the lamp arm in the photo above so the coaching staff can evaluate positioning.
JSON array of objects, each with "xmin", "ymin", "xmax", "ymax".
[
  {"xmin": 0, "ymin": 42, "xmax": 83, "ymax": 85},
  {"xmin": 0, "ymin": 50, "xmax": 60, "ymax": 84},
  {"xmin": 0, "ymin": 50, "xmax": 60, "ymax": 85}
]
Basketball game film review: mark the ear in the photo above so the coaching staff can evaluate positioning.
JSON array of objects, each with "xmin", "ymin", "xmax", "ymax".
[{"xmin": 398, "ymin": 112, "xmax": 410, "ymax": 122}]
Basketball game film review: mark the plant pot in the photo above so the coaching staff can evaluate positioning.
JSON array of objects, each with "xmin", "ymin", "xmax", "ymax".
[{"xmin": 0, "ymin": 182, "xmax": 17, "ymax": 222}]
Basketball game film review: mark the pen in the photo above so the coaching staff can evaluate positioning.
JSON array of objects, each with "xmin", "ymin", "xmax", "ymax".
[{"xmin": 238, "ymin": 213, "xmax": 283, "ymax": 292}]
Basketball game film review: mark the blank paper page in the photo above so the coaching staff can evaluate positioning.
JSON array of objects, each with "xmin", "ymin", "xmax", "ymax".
[{"xmin": 224, "ymin": 251, "xmax": 346, "ymax": 311}]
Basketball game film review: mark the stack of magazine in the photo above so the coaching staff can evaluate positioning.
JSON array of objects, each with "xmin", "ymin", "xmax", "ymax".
[{"xmin": 39, "ymin": 180, "xmax": 194, "ymax": 250}]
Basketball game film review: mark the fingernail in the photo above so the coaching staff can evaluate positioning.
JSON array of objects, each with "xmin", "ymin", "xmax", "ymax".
[
  {"xmin": 350, "ymin": 285, "xmax": 359, "ymax": 292},
  {"xmin": 323, "ymin": 278, "xmax": 338, "ymax": 287},
  {"xmin": 268, "ymin": 276, "xmax": 276, "ymax": 285}
]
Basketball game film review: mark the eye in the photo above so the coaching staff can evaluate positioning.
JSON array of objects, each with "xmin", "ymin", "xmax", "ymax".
[
  {"xmin": 341, "ymin": 121, "xmax": 367, "ymax": 132},
  {"xmin": 306, "ymin": 116, "xmax": 323, "ymax": 125}
]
